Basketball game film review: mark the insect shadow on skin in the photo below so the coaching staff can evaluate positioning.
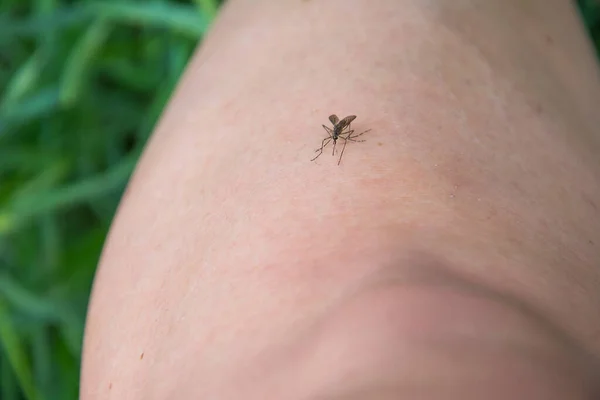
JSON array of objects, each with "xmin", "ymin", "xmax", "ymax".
[{"xmin": 311, "ymin": 114, "xmax": 371, "ymax": 165}]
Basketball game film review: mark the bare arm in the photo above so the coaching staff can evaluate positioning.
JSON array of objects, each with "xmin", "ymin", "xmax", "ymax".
[{"xmin": 81, "ymin": 1, "xmax": 600, "ymax": 398}]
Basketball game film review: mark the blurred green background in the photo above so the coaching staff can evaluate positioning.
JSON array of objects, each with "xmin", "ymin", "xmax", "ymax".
[{"xmin": 0, "ymin": 1, "xmax": 599, "ymax": 399}]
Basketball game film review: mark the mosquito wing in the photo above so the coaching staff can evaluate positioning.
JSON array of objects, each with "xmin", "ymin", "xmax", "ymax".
[
  {"xmin": 329, "ymin": 115, "xmax": 340, "ymax": 125},
  {"xmin": 337, "ymin": 115, "xmax": 357, "ymax": 131}
]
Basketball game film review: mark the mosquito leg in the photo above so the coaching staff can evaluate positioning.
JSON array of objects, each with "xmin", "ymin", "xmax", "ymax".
[
  {"xmin": 345, "ymin": 129, "xmax": 370, "ymax": 143},
  {"xmin": 340, "ymin": 130, "xmax": 354, "ymax": 140},
  {"xmin": 340, "ymin": 125, "xmax": 352, "ymax": 138},
  {"xmin": 315, "ymin": 137, "xmax": 332, "ymax": 152},
  {"xmin": 338, "ymin": 137, "xmax": 349, "ymax": 165},
  {"xmin": 349, "ymin": 128, "xmax": 371, "ymax": 140},
  {"xmin": 322, "ymin": 125, "xmax": 334, "ymax": 136},
  {"xmin": 311, "ymin": 125, "xmax": 334, "ymax": 161},
  {"xmin": 311, "ymin": 137, "xmax": 331, "ymax": 161}
]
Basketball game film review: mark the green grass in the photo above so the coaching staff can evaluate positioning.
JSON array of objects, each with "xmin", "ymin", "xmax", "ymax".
[
  {"xmin": 0, "ymin": 1, "xmax": 598, "ymax": 399},
  {"xmin": 580, "ymin": 0, "xmax": 600, "ymax": 57},
  {"xmin": 0, "ymin": 1, "xmax": 219, "ymax": 399}
]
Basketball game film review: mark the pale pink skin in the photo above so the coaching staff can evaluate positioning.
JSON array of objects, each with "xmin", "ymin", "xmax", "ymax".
[{"xmin": 80, "ymin": 0, "xmax": 600, "ymax": 399}]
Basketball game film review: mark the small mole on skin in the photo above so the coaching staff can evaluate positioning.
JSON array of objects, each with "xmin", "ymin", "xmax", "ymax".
[
  {"xmin": 464, "ymin": 78, "xmax": 472, "ymax": 86},
  {"xmin": 140, "ymin": 352, "xmax": 144, "ymax": 360},
  {"xmin": 377, "ymin": 142, "xmax": 383, "ymax": 146},
  {"xmin": 534, "ymin": 104, "xmax": 543, "ymax": 115},
  {"xmin": 544, "ymin": 34, "xmax": 553, "ymax": 45},
  {"xmin": 109, "ymin": 383, "xmax": 112, "ymax": 390}
]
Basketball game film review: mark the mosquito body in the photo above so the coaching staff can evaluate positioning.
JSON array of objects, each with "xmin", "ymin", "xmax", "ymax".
[{"xmin": 311, "ymin": 114, "xmax": 371, "ymax": 165}]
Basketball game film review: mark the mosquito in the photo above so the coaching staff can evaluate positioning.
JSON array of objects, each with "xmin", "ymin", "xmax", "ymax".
[{"xmin": 311, "ymin": 114, "xmax": 371, "ymax": 165}]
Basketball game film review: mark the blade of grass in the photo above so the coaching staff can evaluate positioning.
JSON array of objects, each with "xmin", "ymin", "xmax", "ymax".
[
  {"xmin": 1, "ymin": 355, "xmax": 19, "ymax": 400},
  {"xmin": 34, "ymin": 0, "xmax": 58, "ymax": 45},
  {"xmin": 39, "ymin": 214, "xmax": 61, "ymax": 272},
  {"xmin": 0, "ymin": 273, "xmax": 79, "ymax": 326},
  {"xmin": 53, "ymin": 336, "xmax": 80, "ymax": 400},
  {"xmin": 10, "ymin": 160, "xmax": 70, "ymax": 202},
  {"xmin": 0, "ymin": 7, "xmax": 92, "ymax": 41},
  {"xmin": 97, "ymin": 58, "xmax": 161, "ymax": 91},
  {"xmin": 0, "ymin": 153, "xmax": 137, "ymax": 235},
  {"xmin": 53, "ymin": 225, "xmax": 106, "ymax": 300},
  {"xmin": 0, "ymin": 299, "xmax": 40, "ymax": 400},
  {"xmin": 0, "ymin": 86, "xmax": 61, "ymax": 136},
  {"xmin": 0, "ymin": 146, "xmax": 54, "ymax": 172},
  {"xmin": 1, "ymin": 50, "xmax": 47, "ymax": 109},
  {"xmin": 0, "ymin": 273, "xmax": 83, "ymax": 356},
  {"xmin": 141, "ymin": 40, "xmax": 191, "ymax": 135},
  {"xmin": 89, "ymin": 2, "xmax": 209, "ymax": 38},
  {"xmin": 35, "ymin": 0, "xmax": 56, "ymax": 14},
  {"xmin": 32, "ymin": 327, "xmax": 52, "ymax": 400},
  {"xmin": 193, "ymin": 0, "xmax": 219, "ymax": 19},
  {"xmin": 60, "ymin": 19, "xmax": 112, "ymax": 106},
  {"xmin": 141, "ymin": 78, "xmax": 177, "ymax": 137},
  {"xmin": 58, "ymin": 319, "xmax": 84, "ymax": 358}
]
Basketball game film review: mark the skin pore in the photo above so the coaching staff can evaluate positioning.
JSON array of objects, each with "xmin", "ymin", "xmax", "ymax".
[{"xmin": 81, "ymin": 0, "xmax": 600, "ymax": 398}]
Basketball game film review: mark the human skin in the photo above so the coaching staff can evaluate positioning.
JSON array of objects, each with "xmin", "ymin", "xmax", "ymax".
[{"xmin": 80, "ymin": 0, "xmax": 600, "ymax": 399}]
